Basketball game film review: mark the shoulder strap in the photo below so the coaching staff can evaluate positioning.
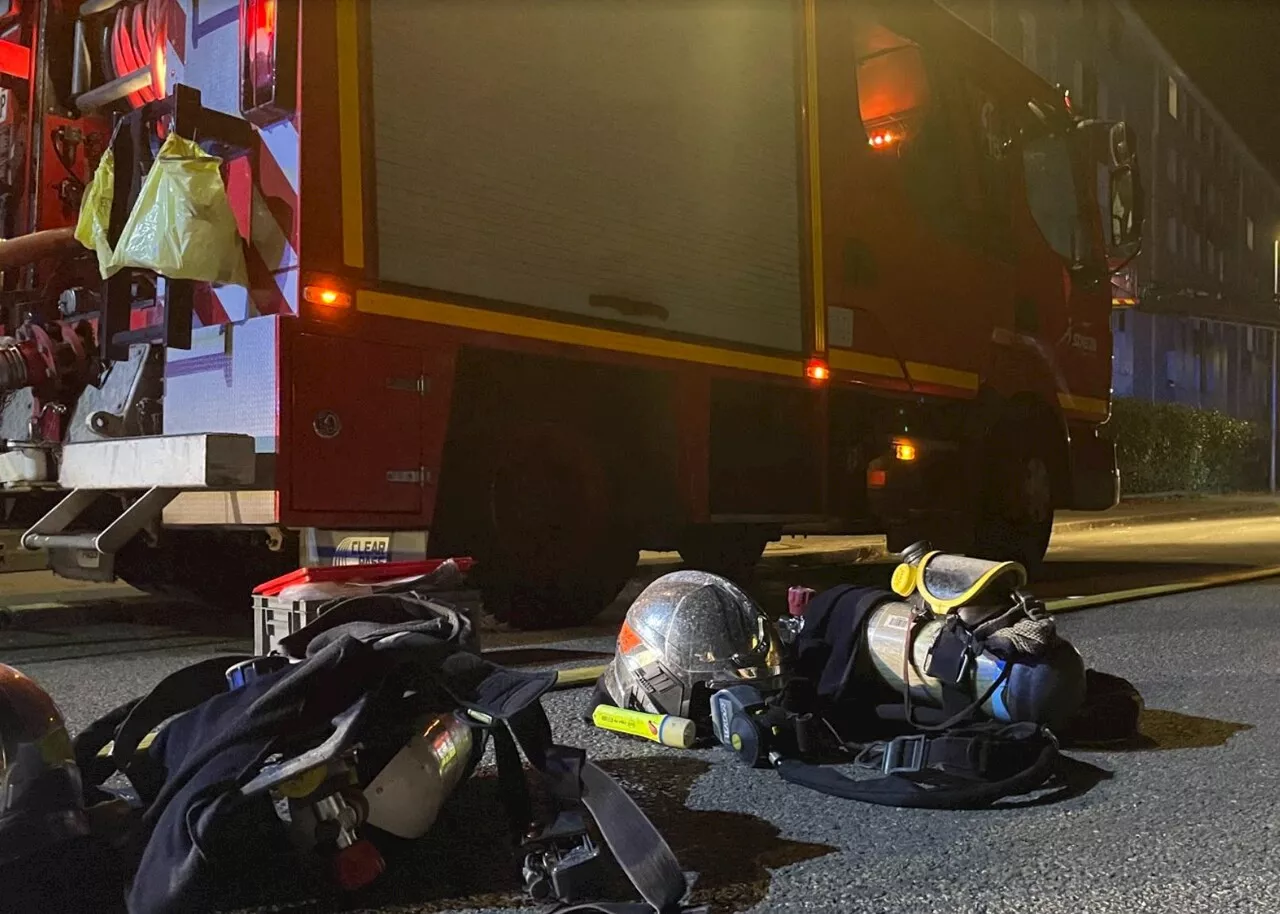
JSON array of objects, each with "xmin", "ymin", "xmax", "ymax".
[
  {"xmin": 113, "ymin": 655, "xmax": 251, "ymax": 768},
  {"xmin": 774, "ymin": 722, "xmax": 1060, "ymax": 810},
  {"xmin": 575, "ymin": 759, "xmax": 693, "ymax": 912},
  {"xmin": 73, "ymin": 654, "xmax": 251, "ymax": 800},
  {"xmin": 795, "ymin": 585, "xmax": 897, "ymax": 706},
  {"xmin": 494, "ymin": 704, "xmax": 699, "ymax": 914}
]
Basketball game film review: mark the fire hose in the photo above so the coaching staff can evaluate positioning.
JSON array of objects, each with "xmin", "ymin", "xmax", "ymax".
[
  {"xmin": 0, "ymin": 228, "xmax": 82, "ymax": 272},
  {"xmin": 105, "ymin": 0, "xmax": 169, "ymax": 109}
]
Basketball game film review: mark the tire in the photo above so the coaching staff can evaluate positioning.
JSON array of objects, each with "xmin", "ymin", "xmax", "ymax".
[
  {"xmin": 463, "ymin": 421, "xmax": 639, "ymax": 630},
  {"xmin": 115, "ymin": 528, "xmax": 299, "ymax": 612},
  {"xmin": 971, "ymin": 426, "xmax": 1055, "ymax": 578},
  {"xmin": 676, "ymin": 525, "xmax": 773, "ymax": 583}
]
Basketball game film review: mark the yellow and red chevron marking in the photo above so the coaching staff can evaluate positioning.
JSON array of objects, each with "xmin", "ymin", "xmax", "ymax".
[
  {"xmin": 200, "ymin": 118, "xmax": 300, "ymax": 325},
  {"xmin": 165, "ymin": 0, "xmax": 186, "ymax": 63}
]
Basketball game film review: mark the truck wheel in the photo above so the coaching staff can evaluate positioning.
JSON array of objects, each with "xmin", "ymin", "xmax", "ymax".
[
  {"xmin": 114, "ymin": 529, "xmax": 299, "ymax": 612},
  {"xmin": 972, "ymin": 430, "xmax": 1054, "ymax": 578},
  {"xmin": 677, "ymin": 525, "xmax": 774, "ymax": 582},
  {"xmin": 468, "ymin": 422, "xmax": 639, "ymax": 630}
]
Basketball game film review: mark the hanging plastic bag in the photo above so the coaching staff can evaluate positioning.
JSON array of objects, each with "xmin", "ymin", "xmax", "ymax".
[
  {"xmin": 74, "ymin": 147, "xmax": 117, "ymax": 279},
  {"xmin": 107, "ymin": 132, "xmax": 248, "ymax": 287}
]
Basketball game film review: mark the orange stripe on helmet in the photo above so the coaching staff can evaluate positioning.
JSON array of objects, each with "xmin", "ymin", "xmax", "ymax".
[{"xmin": 617, "ymin": 621, "xmax": 644, "ymax": 654}]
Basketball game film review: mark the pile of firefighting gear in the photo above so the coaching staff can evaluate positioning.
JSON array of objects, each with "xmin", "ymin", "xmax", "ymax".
[
  {"xmin": 1, "ymin": 561, "xmax": 701, "ymax": 914},
  {"xmin": 587, "ymin": 546, "xmax": 1139, "ymax": 809},
  {"xmin": 0, "ymin": 547, "xmax": 1139, "ymax": 914}
]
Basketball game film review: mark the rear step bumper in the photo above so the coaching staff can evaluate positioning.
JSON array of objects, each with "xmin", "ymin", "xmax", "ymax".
[
  {"xmin": 22, "ymin": 434, "xmax": 257, "ymax": 581},
  {"xmin": 55, "ymin": 433, "xmax": 256, "ymax": 490}
]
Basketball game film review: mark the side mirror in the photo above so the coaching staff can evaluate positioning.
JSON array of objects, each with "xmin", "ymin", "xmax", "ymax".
[
  {"xmin": 1107, "ymin": 163, "xmax": 1143, "ymax": 263},
  {"xmin": 1097, "ymin": 121, "xmax": 1144, "ymax": 268},
  {"xmin": 1106, "ymin": 121, "xmax": 1136, "ymax": 170}
]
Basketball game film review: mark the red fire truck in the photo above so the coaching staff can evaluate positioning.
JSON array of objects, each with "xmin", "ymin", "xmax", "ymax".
[{"xmin": 0, "ymin": 0, "xmax": 1142, "ymax": 628}]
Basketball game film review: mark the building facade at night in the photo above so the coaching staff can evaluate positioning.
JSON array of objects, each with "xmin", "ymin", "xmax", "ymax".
[{"xmin": 938, "ymin": 0, "xmax": 1280, "ymax": 424}]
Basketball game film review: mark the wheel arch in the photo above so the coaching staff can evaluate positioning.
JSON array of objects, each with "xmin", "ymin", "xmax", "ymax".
[{"xmin": 992, "ymin": 391, "xmax": 1072, "ymax": 508}]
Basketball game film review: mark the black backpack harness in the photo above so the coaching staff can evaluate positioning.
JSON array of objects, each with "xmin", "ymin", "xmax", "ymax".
[
  {"xmin": 74, "ymin": 587, "xmax": 702, "ymax": 914},
  {"xmin": 709, "ymin": 584, "xmax": 1069, "ymax": 810}
]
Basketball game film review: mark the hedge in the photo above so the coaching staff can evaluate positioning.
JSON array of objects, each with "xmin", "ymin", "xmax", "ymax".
[{"xmin": 1101, "ymin": 398, "xmax": 1269, "ymax": 495}]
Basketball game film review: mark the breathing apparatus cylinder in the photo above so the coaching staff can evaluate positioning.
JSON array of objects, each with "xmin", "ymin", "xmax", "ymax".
[
  {"xmin": 857, "ymin": 545, "xmax": 1089, "ymax": 728},
  {"xmin": 283, "ymin": 710, "xmax": 474, "ymax": 879},
  {"xmin": 862, "ymin": 601, "xmax": 1087, "ymax": 727},
  {"xmin": 362, "ymin": 712, "xmax": 475, "ymax": 839}
]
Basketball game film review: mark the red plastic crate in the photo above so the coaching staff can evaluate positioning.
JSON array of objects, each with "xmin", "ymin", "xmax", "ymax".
[
  {"xmin": 254, "ymin": 557, "xmax": 475, "ymax": 597},
  {"xmin": 252, "ymin": 556, "xmax": 479, "ymax": 655}
]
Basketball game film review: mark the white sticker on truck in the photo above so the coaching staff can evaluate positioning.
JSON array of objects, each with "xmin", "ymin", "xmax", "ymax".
[{"xmin": 332, "ymin": 536, "xmax": 392, "ymax": 566}]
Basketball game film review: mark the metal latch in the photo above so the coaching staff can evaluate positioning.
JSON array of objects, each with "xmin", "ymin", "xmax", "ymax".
[
  {"xmin": 387, "ymin": 376, "xmax": 429, "ymax": 395},
  {"xmin": 386, "ymin": 468, "xmax": 429, "ymax": 485}
]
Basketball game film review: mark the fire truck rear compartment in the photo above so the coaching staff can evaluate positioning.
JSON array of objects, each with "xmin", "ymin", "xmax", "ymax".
[{"xmin": 367, "ymin": 0, "xmax": 806, "ymax": 356}]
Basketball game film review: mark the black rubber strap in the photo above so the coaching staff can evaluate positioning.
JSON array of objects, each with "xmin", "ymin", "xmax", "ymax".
[
  {"xmin": 774, "ymin": 725, "xmax": 1059, "ymax": 810},
  {"xmin": 490, "ymin": 721, "xmax": 536, "ymax": 838},
  {"xmin": 73, "ymin": 695, "xmax": 141, "ymax": 789},
  {"xmin": 500, "ymin": 705, "xmax": 692, "ymax": 913},
  {"xmin": 578, "ymin": 759, "xmax": 690, "ymax": 913}
]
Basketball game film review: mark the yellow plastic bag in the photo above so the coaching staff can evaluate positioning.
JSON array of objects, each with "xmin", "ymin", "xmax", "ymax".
[
  {"xmin": 74, "ymin": 147, "xmax": 117, "ymax": 279},
  {"xmin": 107, "ymin": 133, "xmax": 248, "ymax": 287}
]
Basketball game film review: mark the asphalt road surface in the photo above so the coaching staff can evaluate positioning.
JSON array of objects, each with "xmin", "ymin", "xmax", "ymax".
[{"xmin": 3, "ymin": 512, "xmax": 1280, "ymax": 913}]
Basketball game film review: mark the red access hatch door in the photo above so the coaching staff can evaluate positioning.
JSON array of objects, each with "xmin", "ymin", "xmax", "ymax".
[{"xmin": 288, "ymin": 333, "xmax": 425, "ymax": 516}]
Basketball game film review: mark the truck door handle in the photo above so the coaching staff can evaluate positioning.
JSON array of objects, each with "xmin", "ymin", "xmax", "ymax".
[{"xmin": 589, "ymin": 294, "xmax": 669, "ymax": 322}]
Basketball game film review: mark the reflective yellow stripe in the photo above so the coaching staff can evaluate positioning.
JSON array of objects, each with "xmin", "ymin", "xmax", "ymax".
[
  {"xmin": 906, "ymin": 362, "xmax": 980, "ymax": 391},
  {"xmin": 336, "ymin": 0, "xmax": 365, "ymax": 269},
  {"xmin": 829, "ymin": 348, "xmax": 905, "ymax": 379},
  {"xmin": 358, "ymin": 291, "xmax": 806, "ymax": 378},
  {"xmin": 1058, "ymin": 392, "xmax": 1110, "ymax": 416},
  {"xmin": 358, "ymin": 292, "xmax": 998, "ymax": 393},
  {"xmin": 802, "ymin": 0, "xmax": 825, "ymax": 353}
]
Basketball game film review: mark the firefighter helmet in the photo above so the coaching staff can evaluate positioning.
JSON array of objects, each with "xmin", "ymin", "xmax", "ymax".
[
  {"xmin": 599, "ymin": 570, "xmax": 786, "ymax": 720},
  {"xmin": 0, "ymin": 663, "xmax": 90, "ymax": 867}
]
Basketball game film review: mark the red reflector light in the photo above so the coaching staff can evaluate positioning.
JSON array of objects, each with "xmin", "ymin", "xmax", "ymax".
[
  {"xmin": 867, "ymin": 469, "xmax": 887, "ymax": 489},
  {"xmin": 0, "ymin": 39, "xmax": 29, "ymax": 81},
  {"xmin": 303, "ymin": 285, "xmax": 352, "ymax": 308},
  {"xmin": 805, "ymin": 358, "xmax": 830, "ymax": 382},
  {"xmin": 248, "ymin": 0, "xmax": 277, "ymax": 94},
  {"xmin": 240, "ymin": 0, "xmax": 297, "ymax": 126}
]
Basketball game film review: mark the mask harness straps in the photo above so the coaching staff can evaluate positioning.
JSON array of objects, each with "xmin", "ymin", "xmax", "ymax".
[{"xmin": 771, "ymin": 592, "xmax": 1062, "ymax": 810}]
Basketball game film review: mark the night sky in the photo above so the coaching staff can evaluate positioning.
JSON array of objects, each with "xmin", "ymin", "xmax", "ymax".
[{"xmin": 1131, "ymin": 0, "xmax": 1280, "ymax": 175}]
